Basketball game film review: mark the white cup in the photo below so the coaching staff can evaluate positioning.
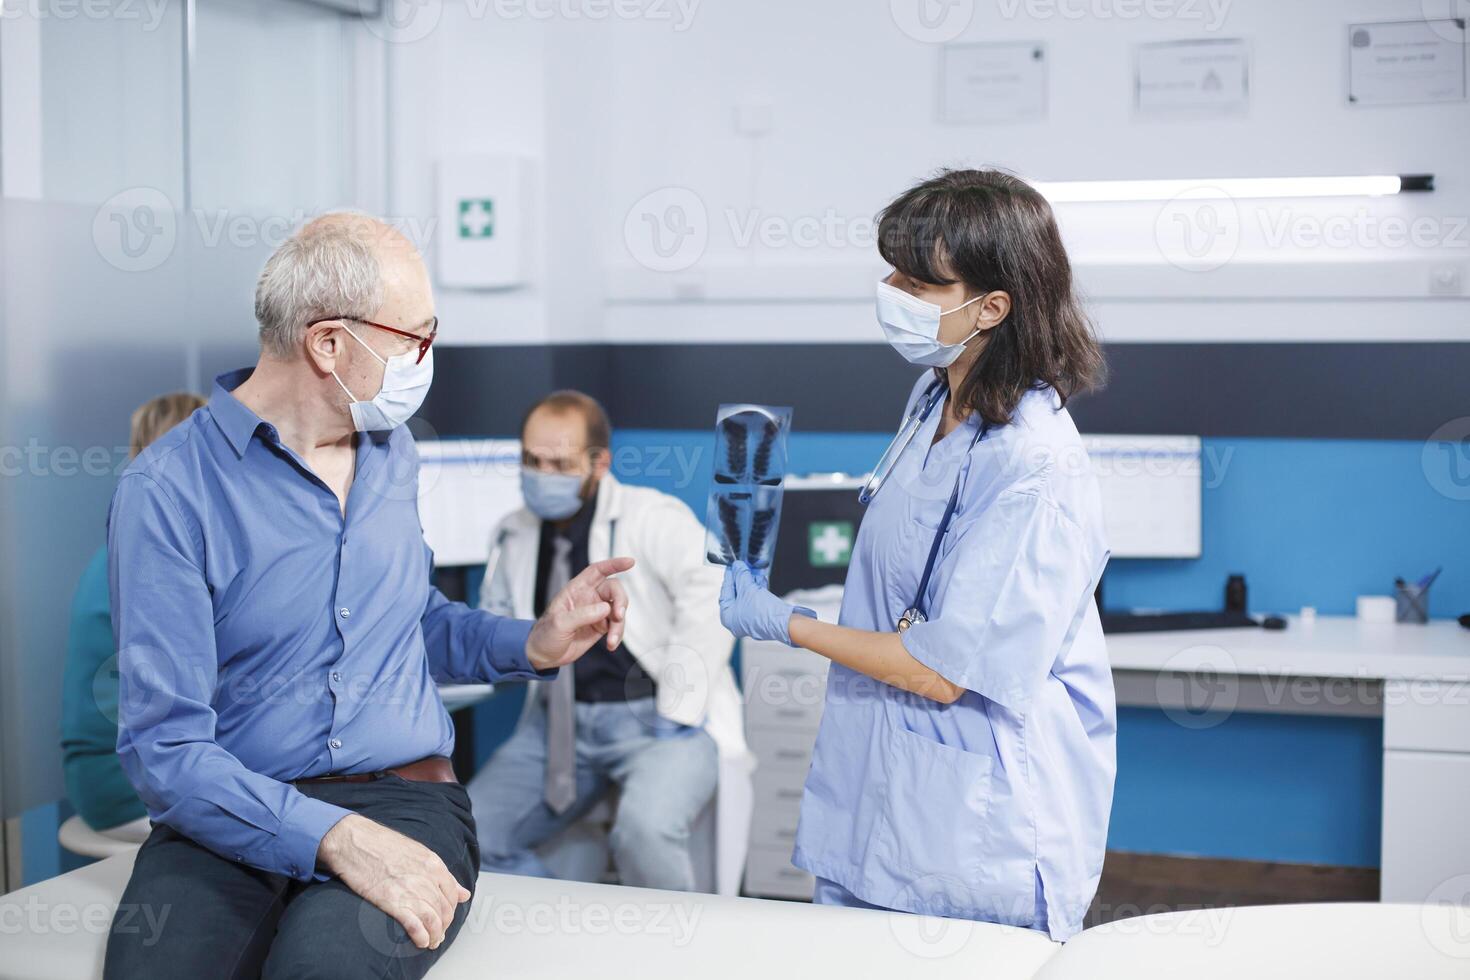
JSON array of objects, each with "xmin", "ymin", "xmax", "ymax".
[{"xmin": 1357, "ymin": 595, "xmax": 1396, "ymax": 624}]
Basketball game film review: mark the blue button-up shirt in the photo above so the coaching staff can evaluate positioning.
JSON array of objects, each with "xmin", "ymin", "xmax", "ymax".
[{"xmin": 108, "ymin": 369, "xmax": 544, "ymax": 881}]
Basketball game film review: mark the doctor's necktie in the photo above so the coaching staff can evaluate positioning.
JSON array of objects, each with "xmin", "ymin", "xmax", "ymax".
[{"xmin": 544, "ymin": 535, "xmax": 578, "ymax": 814}]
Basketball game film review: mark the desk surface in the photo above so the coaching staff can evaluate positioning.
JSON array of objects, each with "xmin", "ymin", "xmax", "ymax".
[
  {"xmin": 437, "ymin": 683, "xmax": 496, "ymax": 713},
  {"xmin": 1107, "ymin": 616, "xmax": 1470, "ymax": 682}
]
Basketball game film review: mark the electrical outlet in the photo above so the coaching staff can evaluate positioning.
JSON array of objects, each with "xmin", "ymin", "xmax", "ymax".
[
  {"xmin": 1428, "ymin": 265, "xmax": 1464, "ymax": 296},
  {"xmin": 734, "ymin": 103, "xmax": 773, "ymax": 137}
]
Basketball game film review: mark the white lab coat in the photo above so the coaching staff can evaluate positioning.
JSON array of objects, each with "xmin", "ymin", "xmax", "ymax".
[{"xmin": 480, "ymin": 474, "xmax": 754, "ymax": 894}]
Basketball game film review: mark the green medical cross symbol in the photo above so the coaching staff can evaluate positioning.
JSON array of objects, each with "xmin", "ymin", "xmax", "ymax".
[
  {"xmin": 808, "ymin": 521, "xmax": 854, "ymax": 568},
  {"xmin": 458, "ymin": 199, "xmax": 494, "ymax": 239}
]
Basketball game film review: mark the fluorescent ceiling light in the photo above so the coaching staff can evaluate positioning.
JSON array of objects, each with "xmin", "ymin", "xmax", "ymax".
[{"xmin": 1033, "ymin": 174, "xmax": 1432, "ymax": 203}]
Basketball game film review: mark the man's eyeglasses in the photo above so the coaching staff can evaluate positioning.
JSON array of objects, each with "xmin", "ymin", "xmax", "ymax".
[{"xmin": 309, "ymin": 316, "xmax": 438, "ymax": 365}]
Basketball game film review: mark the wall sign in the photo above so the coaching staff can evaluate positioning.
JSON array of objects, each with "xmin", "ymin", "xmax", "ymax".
[
  {"xmin": 1348, "ymin": 20, "xmax": 1468, "ymax": 106},
  {"xmin": 1135, "ymin": 38, "xmax": 1251, "ymax": 116},
  {"xmin": 939, "ymin": 42, "xmax": 1048, "ymax": 124}
]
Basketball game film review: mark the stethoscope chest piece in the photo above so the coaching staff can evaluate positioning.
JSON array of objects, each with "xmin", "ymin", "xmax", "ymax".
[{"xmin": 896, "ymin": 607, "xmax": 926, "ymax": 633}]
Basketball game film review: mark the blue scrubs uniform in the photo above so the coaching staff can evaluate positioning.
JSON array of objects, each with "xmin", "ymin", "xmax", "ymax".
[{"xmin": 791, "ymin": 375, "xmax": 1117, "ymax": 941}]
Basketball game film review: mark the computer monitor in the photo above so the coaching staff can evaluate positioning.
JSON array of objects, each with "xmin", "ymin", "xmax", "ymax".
[
  {"xmin": 769, "ymin": 436, "xmax": 1202, "ymax": 592},
  {"xmin": 1082, "ymin": 435, "xmax": 1202, "ymax": 559},
  {"xmin": 767, "ymin": 474, "xmax": 869, "ymax": 596}
]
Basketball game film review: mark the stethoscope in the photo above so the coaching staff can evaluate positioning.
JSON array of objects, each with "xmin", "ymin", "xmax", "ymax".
[{"xmin": 859, "ymin": 378, "xmax": 991, "ymax": 633}]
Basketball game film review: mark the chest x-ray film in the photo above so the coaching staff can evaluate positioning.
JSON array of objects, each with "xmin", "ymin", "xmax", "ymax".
[{"xmin": 704, "ymin": 404, "xmax": 792, "ymax": 569}]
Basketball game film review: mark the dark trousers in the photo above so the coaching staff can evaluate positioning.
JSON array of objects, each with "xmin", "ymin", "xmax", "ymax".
[{"xmin": 103, "ymin": 775, "xmax": 479, "ymax": 980}]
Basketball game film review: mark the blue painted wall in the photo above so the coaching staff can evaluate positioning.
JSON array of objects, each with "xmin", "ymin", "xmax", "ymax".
[
  {"xmin": 552, "ymin": 428, "xmax": 1463, "ymax": 868},
  {"xmin": 31, "ymin": 431, "xmax": 1456, "ymax": 884},
  {"xmin": 1108, "ymin": 708, "xmax": 1383, "ymax": 866},
  {"xmin": 608, "ymin": 430, "xmax": 1470, "ymax": 619}
]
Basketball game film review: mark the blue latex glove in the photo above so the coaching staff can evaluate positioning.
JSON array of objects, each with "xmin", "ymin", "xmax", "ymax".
[{"xmin": 719, "ymin": 561, "xmax": 816, "ymax": 647}]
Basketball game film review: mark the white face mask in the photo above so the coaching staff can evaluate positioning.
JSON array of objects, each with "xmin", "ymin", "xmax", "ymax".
[
  {"xmin": 875, "ymin": 280, "xmax": 987, "ymax": 368},
  {"xmin": 331, "ymin": 324, "xmax": 434, "ymax": 432}
]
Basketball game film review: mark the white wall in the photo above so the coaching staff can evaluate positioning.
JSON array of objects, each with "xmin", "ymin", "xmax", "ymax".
[
  {"xmin": 387, "ymin": 0, "xmax": 1469, "ymax": 347},
  {"xmin": 0, "ymin": 0, "xmax": 378, "ymax": 817}
]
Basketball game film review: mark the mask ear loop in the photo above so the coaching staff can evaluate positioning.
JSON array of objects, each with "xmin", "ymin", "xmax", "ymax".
[
  {"xmin": 939, "ymin": 291, "xmax": 988, "ymax": 317},
  {"xmin": 329, "ymin": 323, "xmax": 385, "ymax": 407},
  {"xmin": 943, "ymin": 291, "xmax": 990, "ymax": 350}
]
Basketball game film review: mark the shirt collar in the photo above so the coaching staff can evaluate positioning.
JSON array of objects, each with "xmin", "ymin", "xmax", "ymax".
[{"xmin": 210, "ymin": 368, "xmax": 273, "ymax": 457}]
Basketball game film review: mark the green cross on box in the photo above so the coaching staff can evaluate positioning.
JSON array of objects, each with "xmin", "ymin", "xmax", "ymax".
[
  {"xmin": 458, "ymin": 199, "xmax": 494, "ymax": 239},
  {"xmin": 808, "ymin": 521, "xmax": 854, "ymax": 568}
]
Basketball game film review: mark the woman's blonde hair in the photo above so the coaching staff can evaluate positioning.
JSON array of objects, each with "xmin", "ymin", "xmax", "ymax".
[{"xmin": 129, "ymin": 392, "xmax": 205, "ymax": 459}]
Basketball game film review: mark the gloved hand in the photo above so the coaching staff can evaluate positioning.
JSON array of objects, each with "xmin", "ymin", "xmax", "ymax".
[{"xmin": 719, "ymin": 561, "xmax": 816, "ymax": 647}]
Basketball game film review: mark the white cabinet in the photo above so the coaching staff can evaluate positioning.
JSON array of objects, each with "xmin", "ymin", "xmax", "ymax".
[
  {"xmin": 1381, "ymin": 750, "xmax": 1470, "ymax": 903},
  {"xmin": 741, "ymin": 637, "xmax": 830, "ymax": 899},
  {"xmin": 1381, "ymin": 681, "xmax": 1470, "ymax": 903}
]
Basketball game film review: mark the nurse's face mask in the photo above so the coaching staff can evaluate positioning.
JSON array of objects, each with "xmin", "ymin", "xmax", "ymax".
[
  {"xmin": 876, "ymin": 279, "xmax": 988, "ymax": 368},
  {"xmin": 331, "ymin": 322, "xmax": 435, "ymax": 432}
]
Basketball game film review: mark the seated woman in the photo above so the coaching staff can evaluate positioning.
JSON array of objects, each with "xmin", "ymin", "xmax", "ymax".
[{"xmin": 60, "ymin": 391, "xmax": 205, "ymax": 838}]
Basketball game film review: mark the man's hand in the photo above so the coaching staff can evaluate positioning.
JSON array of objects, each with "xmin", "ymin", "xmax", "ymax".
[
  {"xmin": 317, "ymin": 813, "xmax": 470, "ymax": 950},
  {"xmin": 525, "ymin": 556, "xmax": 634, "ymax": 672}
]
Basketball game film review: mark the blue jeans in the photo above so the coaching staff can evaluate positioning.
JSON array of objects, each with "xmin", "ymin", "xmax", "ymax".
[{"xmin": 467, "ymin": 694, "xmax": 717, "ymax": 891}]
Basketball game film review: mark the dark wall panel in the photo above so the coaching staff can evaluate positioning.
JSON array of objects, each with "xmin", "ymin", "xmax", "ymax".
[{"xmin": 419, "ymin": 342, "xmax": 1468, "ymax": 441}]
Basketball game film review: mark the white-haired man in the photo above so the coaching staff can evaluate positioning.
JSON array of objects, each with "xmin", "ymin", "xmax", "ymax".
[{"xmin": 103, "ymin": 213, "xmax": 633, "ymax": 979}]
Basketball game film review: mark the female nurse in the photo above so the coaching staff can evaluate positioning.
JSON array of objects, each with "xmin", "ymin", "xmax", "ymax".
[{"xmin": 719, "ymin": 169, "xmax": 1116, "ymax": 942}]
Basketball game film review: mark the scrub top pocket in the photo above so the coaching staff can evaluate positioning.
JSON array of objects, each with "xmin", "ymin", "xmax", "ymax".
[
  {"xmin": 870, "ymin": 710, "xmax": 1040, "ymax": 928},
  {"xmin": 874, "ymin": 719, "xmax": 994, "ymax": 911}
]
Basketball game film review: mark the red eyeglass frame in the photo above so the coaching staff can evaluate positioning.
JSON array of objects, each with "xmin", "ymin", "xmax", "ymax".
[{"xmin": 308, "ymin": 316, "xmax": 439, "ymax": 365}]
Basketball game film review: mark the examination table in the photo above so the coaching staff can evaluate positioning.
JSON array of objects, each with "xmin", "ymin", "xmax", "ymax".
[{"xmin": 2, "ymin": 852, "xmax": 1466, "ymax": 979}]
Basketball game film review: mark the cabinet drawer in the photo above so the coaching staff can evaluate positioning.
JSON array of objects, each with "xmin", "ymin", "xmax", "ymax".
[
  {"xmin": 742, "ymin": 643, "xmax": 829, "ymax": 731},
  {"xmin": 744, "ymin": 845, "xmax": 814, "ymax": 900},
  {"xmin": 754, "ymin": 767, "xmax": 807, "ymax": 813},
  {"xmin": 741, "ymin": 638, "xmax": 830, "ymax": 677},
  {"xmin": 1382, "ymin": 750, "xmax": 1470, "ymax": 902},
  {"xmin": 1384, "ymin": 681, "xmax": 1470, "ymax": 752},
  {"xmin": 750, "ymin": 774, "xmax": 805, "ymax": 850},
  {"xmin": 746, "ymin": 725, "xmax": 819, "ymax": 773}
]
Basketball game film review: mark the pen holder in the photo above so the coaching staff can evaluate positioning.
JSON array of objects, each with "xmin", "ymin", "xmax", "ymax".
[{"xmin": 1395, "ymin": 583, "xmax": 1430, "ymax": 624}]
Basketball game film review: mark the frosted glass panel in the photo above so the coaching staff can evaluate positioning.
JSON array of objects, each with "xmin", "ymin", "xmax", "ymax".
[
  {"xmin": 0, "ymin": 191, "xmax": 271, "ymax": 816},
  {"xmin": 39, "ymin": 6, "xmax": 185, "ymax": 206},
  {"xmin": 1, "ymin": 5, "xmax": 289, "ymax": 815},
  {"xmin": 191, "ymin": 0, "xmax": 356, "ymax": 215}
]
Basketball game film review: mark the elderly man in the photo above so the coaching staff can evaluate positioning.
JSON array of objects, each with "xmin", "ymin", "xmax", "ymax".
[{"xmin": 103, "ymin": 213, "xmax": 632, "ymax": 979}]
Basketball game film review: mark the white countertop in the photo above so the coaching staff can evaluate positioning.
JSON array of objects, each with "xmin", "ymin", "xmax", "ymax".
[
  {"xmin": 1107, "ymin": 616, "xmax": 1470, "ymax": 682},
  {"xmin": 437, "ymin": 683, "xmax": 496, "ymax": 713}
]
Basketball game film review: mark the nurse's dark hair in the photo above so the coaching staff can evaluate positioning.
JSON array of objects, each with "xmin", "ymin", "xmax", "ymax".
[{"xmin": 877, "ymin": 168, "xmax": 1105, "ymax": 427}]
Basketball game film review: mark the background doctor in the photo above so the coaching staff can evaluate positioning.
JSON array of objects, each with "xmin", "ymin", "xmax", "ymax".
[{"xmin": 468, "ymin": 391, "xmax": 744, "ymax": 892}]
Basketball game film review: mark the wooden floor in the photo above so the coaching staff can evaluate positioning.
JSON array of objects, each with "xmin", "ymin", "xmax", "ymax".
[{"xmin": 1085, "ymin": 850, "xmax": 1380, "ymax": 928}]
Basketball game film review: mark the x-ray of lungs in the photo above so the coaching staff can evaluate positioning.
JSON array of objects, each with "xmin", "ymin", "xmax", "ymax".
[{"xmin": 704, "ymin": 405, "xmax": 792, "ymax": 570}]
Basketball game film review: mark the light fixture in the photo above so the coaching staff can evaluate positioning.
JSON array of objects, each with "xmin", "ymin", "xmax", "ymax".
[{"xmin": 1033, "ymin": 174, "xmax": 1433, "ymax": 203}]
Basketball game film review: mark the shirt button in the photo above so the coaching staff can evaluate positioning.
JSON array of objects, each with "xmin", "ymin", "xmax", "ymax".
[
  {"xmin": 331, "ymin": 671, "xmax": 342, "ymax": 683},
  {"xmin": 338, "ymin": 607, "xmax": 351, "ymax": 619},
  {"xmin": 329, "ymin": 738, "xmax": 342, "ymax": 750}
]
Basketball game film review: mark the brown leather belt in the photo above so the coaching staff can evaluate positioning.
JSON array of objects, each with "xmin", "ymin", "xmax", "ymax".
[{"xmin": 294, "ymin": 755, "xmax": 458, "ymax": 786}]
